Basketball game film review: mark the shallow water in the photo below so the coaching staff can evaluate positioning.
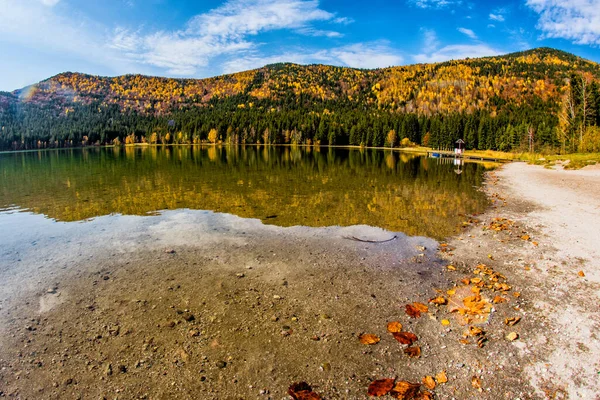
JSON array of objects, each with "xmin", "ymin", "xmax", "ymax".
[{"xmin": 0, "ymin": 146, "xmax": 492, "ymax": 239}]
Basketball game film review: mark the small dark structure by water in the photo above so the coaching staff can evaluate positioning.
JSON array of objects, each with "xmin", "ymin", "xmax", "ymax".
[{"xmin": 455, "ymin": 139, "xmax": 466, "ymax": 155}]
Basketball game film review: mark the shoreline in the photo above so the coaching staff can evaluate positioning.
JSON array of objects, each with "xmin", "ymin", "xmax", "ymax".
[{"xmin": 0, "ymin": 163, "xmax": 599, "ymax": 398}]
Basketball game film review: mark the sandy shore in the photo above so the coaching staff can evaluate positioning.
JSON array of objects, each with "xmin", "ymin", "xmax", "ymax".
[{"xmin": 0, "ymin": 162, "xmax": 599, "ymax": 399}]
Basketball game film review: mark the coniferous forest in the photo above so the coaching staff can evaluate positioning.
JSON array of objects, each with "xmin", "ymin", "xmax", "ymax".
[{"xmin": 1, "ymin": 47, "xmax": 600, "ymax": 153}]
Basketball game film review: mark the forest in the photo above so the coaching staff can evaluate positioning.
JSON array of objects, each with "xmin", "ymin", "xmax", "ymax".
[{"xmin": 1, "ymin": 47, "xmax": 599, "ymax": 153}]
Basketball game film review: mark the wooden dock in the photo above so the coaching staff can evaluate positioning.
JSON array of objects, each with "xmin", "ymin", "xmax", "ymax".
[{"xmin": 426, "ymin": 150, "xmax": 510, "ymax": 163}]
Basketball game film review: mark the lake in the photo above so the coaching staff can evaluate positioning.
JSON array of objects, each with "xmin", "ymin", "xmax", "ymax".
[
  {"xmin": 0, "ymin": 145, "xmax": 498, "ymax": 399},
  {"xmin": 0, "ymin": 146, "xmax": 492, "ymax": 239}
]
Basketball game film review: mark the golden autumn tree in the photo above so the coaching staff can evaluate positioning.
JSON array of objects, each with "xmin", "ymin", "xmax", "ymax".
[{"xmin": 208, "ymin": 128, "xmax": 218, "ymax": 144}]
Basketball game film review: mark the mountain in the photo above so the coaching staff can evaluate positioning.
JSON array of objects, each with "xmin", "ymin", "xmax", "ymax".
[{"xmin": 1, "ymin": 47, "xmax": 600, "ymax": 152}]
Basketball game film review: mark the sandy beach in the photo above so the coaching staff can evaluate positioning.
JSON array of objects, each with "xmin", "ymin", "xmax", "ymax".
[{"xmin": 0, "ymin": 161, "xmax": 599, "ymax": 399}]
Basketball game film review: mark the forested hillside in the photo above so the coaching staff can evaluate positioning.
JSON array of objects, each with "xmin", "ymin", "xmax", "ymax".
[{"xmin": 1, "ymin": 47, "xmax": 599, "ymax": 152}]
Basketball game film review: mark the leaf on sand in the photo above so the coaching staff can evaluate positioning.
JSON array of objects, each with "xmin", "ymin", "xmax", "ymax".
[
  {"xmin": 446, "ymin": 265, "xmax": 457, "ymax": 271},
  {"xmin": 367, "ymin": 378, "xmax": 395, "ymax": 397},
  {"xmin": 505, "ymin": 317, "xmax": 521, "ymax": 326},
  {"xmin": 390, "ymin": 381, "xmax": 420, "ymax": 399},
  {"xmin": 405, "ymin": 304, "xmax": 420, "ymax": 318},
  {"xmin": 468, "ymin": 326, "xmax": 484, "ymax": 336},
  {"xmin": 288, "ymin": 382, "xmax": 321, "ymax": 400},
  {"xmin": 493, "ymin": 295, "xmax": 507, "ymax": 304},
  {"xmin": 441, "ymin": 319, "xmax": 450, "ymax": 326},
  {"xmin": 435, "ymin": 370, "xmax": 448, "ymax": 384},
  {"xmin": 521, "ymin": 235, "xmax": 530, "ymax": 241},
  {"xmin": 404, "ymin": 346, "xmax": 421, "ymax": 358},
  {"xmin": 412, "ymin": 302, "xmax": 429, "ymax": 313},
  {"xmin": 359, "ymin": 334, "xmax": 381, "ymax": 345},
  {"xmin": 387, "ymin": 321, "xmax": 403, "ymax": 333},
  {"xmin": 471, "ymin": 376, "xmax": 482, "ymax": 391},
  {"xmin": 392, "ymin": 332, "xmax": 418, "ymax": 345},
  {"xmin": 578, "ymin": 271, "xmax": 585, "ymax": 277},
  {"xmin": 422, "ymin": 376, "xmax": 435, "ymax": 390},
  {"xmin": 506, "ymin": 332, "xmax": 519, "ymax": 341},
  {"xmin": 417, "ymin": 391, "xmax": 434, "ymax": 400},
  {"xmin": 429, "ymin": 296, "xmax": 447, "ymax": 306}
]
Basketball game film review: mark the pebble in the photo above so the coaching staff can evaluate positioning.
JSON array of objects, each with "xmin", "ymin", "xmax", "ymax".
[
  {"xmin": 320, "ymin": 362, "xmax": 331, "ymax": 372},
  {"xmin": 104, "ymin": 364, "xmax": 113, "ymax": 376},
  {"xmin": 182, "ymin": 313, "xmax": 195, "ymax": 322},
  {"xmin": 270, "ymin": 316, "xmax": 279, "ymax": 322},
  {"xmin": 189, "ymin": 329, "xmax": 200, "ymax": 337},
  {"xmin": 236, "ymin": 273, "xmax": 245, "ymax": 278},
  {"xmin": 165, "ymin": 249, "xmax": 176, "ymax": 254},
  {"xmin": 273, "ymin": 295, "xmax": 281, "ymax": 300},
  {"xmin": 63, "ymin": 378, "xmax": 73, "ymax": 386},
  {"xmin": 216, "ymin": 361, "xmax": 227, "ymax": 369}
]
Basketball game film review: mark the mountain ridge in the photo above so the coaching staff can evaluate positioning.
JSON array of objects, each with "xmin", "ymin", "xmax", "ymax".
[{"xmin": 1, "ymin": 47, "xmax": 599, "ymax": 153}]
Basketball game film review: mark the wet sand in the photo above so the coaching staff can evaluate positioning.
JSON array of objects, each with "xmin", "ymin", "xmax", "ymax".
[{"xmin": 1, "ymin": 162, "xmax": 599, "ymax": 399}]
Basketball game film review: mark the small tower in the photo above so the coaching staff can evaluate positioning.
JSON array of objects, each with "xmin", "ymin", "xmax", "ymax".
[{"xmin": 454, "ymin": 139, "xmax": 465, "ymax": 155}]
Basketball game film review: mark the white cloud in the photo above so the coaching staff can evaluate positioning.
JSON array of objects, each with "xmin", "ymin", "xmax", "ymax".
[
  {"xmin": 186, "ymin": 0, "xmax": 334, "ymax": 38},
  {"xmin": 112, "ymin": 0, "xmax": 351, "ymax": 75},
  {"xmin": 39, "ymin": 0, "xmax": 59, "ymax": 6},
  {"xmin": 222, "ymin": 42, "xmax": 403, "ymax": 74},
  {"xmin": 489, "ymin": 13, "xmax": 505, "ymax": 22},
  {"xmin": 457, "ymin": 27, "xmax": 477, "ymax": 39},
  {"xmin": 334, "ymin": 17, "xmax": 355, "ymax": 25},
  {"xmin": 329, "ymin": 43, "xmax": 403, "ymax": 68},
  {"xmin": 409, "ymin": 0, "xmax": 461, "ymax": 9},
  {"xmin": 526, "ymin": 0, "xmax": 600, "ymax": 45},
  {"xmin": 413, "ymin": 44, "xmax": 501, "ymax": 63},
  {"xmin": 421, "ymin": 28, "xmax": 440, "ymax": 53}
]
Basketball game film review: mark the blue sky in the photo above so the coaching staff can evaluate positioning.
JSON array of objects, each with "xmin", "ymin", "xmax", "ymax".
[{"xmin": 0, "ymin": 0, "xmax": 599, "ymax": 91}]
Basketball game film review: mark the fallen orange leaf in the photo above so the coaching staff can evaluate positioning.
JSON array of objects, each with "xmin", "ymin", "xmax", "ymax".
[
  {"xmin": 578, "ymin": 271, "xmax": 585, "ymax": 277},
  {"xmin": 404, "ymin": 346, "xmax": 421, "ymax": 358},
  {"xmin": 412, "ymin": 302, "xmax": 429, "ymax": 313},
  {"xmin": 367, "ymin": 378, "xmax": 395, "ymax": 397},
  {"xmin": 387, "ymin": 321, "xmax": 403, "ymax": 333},
  {"xmin": 435, "ymin": 371, "xmax": 448, "ymax": 384},
  {"xmin": 493, "ymin": 295, "xmax": 507, "ymax": 304},
  {"xmin": 390, "ymin": 381, "xmax": 420, "ymax": 399},
  {"xmin": 405, "ymin": 304, "xmax": 422, "ymax": 318},
  {"xmin": 392, "ymin": 332, "xmax": 418, "ymax": 346},
  {"xmin": 359, "ymin": 334, "xmax": 380, "ymax": 345},
  {"xmin": 429, "ymin": 296, "xmax": 447, "ymax": 306},
  {"xmin": 471, "ymin": 376, "xmax": 482, "ymax": 391},
  {"xmin": 505, "ymin": 317, "xmax": 521, "ymax": 326},
  {"xmin": 422, "ymin": 376, "xmax": 435, "ymax": 390}
]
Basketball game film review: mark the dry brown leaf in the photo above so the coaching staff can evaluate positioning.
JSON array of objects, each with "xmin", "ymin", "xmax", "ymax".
[
  {"xmin": 404, "ymin": 346, "xmax": 421, "ymax": 358},
  {"xmin": 578, "ymin": 271, "xmax": 585, "ymax": 277},
  {"xmin": 392, "ymin": 332, "xmax": 418, "ymax": 345},
  {"xmin": 459, "ymin": 339, "xmax": 470, "ymax": 345},
  {"xmin": 506, "ymin": 332, "xmax": 519, "ymax": 341},
  {"xmin": 429, "ymin": 296, "xmax": 447, "ymax": 306},
  {"xmin": 505, "ymin": 317, "xmax": 521, "ymax": 326},
  {"xmin": 471, "ymin": 376, "xmax": 482, "ymax": 391},
  {"xmin": 367, "ymin": 378, "xmax": 395, "ymax": 397},
  {"xmin": 288, "ymin": 382, "xmax": 322, "ymax": 400},
  {"xmin": 405, "ymin": 304, "xmax": 421, "ymax": 318},
  {"xmin": 417, "ymin": 391, "xmax": 434, "ymax": 400},
  {"xmin": 493, "ymin": 295, "xmax": 507, "ymax": 304},
  {"xmin": 435, "ymin": 371, "xmax": 448, "ymax": 384},
  {"xmin": 521, "ymin": 235, "xmax": 530, "ymax": 241},
  {"xmin": 422, "ymin": 376, "xmax": 435, "ymax": 390},
  {"xmin": 390, "ymin": 381, "xmax": 420, "ymax": 399},
  {"xmin": 387, "ymin": 321, "xmax": 403, "ymax": 333},
  {"xmin": 461, "ymin": 278, "xmax": 471, "ymax": 285},
  {"xmin": 446, "ymin": 265, "xmax": 457, "ymax": 271},
  {"xmin": 359, "ymin": 334, "xmax": 381, "ymax": 345}
]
